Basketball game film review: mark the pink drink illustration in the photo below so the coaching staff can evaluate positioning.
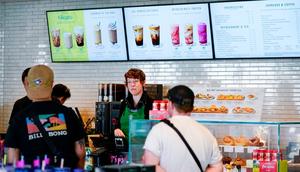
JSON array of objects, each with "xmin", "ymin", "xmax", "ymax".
[
  {"xmin": 184, "ymin": 24, "xmax": 193, "ymax": 45},
  {"xmin": 198, "ymin": 23, "xmax": 207, "ymax": 45},
  {"xmin": 171, "ymin": 24, "xmax": 180, "ymax": 46}
]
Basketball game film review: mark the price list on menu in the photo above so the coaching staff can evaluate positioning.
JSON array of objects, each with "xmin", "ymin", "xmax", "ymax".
[
  {"xmin": 124, "ymin": 3, "xmax": 213, "ymax": 60},
  {"xmin": 210, "ymin": 0, "xmax": 300, "ymax": 59}
]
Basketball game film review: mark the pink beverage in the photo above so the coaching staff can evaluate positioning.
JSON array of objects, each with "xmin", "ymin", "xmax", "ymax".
[
  {"xmin": 198, "ymin": 23, "xmax": 207, "ymax": 45},
  {"xmin": 184, "ymin": 24, "xmax": 193, "ymax": 45},
  {"xmin": 171, "ymin": 24, "xmax": 180, "ymax": 46}
]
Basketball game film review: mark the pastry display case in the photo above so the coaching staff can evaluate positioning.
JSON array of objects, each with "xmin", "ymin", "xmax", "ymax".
[
  {"xmin": 190, "ymin": 87, "xmax": 265, "ymax": 122},
  {"xmin": 128, "ymin": 119, "xmax": 300, "ymax": 171}
]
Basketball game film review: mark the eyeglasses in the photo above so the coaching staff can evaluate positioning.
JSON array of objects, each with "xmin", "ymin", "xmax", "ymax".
[{"xmin": 126, "ymin": 79, "xmax": 140, "ymax": 84}]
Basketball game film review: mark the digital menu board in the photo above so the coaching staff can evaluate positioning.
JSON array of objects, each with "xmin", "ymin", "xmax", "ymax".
[
  {"xmin": 211, "ymin": 0, "xmax": 300, "ymax": 59},
  {"xmin": 124, "ymin": 3, "xmax": 213, "ymax": 61},
  {"xmin": 47, "ymin": 8, "xmax": 127, "ymax": 62}
]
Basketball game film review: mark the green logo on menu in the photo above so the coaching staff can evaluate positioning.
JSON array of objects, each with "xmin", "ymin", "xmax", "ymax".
[{"xmin": 48, "ymin": 10, "xmax": 88, "ymax": 61}]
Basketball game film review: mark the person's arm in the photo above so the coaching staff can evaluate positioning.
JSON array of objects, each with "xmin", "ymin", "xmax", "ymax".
[
  {"xmin": 75, "ymin": 138, "xmax": 86, "ymax": 169},
  {"xmin": 143, "ymin": 149, "xmax": 166, "ymax": 172},
  {"xmin": 205, "ymin": 161, "xmax": 223, "ymax": 172},
  {"xmin": 7, "ymin": 147, "xmax": 20, "ymax": 164},
  {"xmin": 114, "ymin": 129, "xmax": 125, "ymax": 137}
]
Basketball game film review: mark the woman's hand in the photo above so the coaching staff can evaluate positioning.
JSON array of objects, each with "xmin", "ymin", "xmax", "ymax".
[{"xmin": 114, "ymin": 128, "xmax": 125, "ymax": 137}]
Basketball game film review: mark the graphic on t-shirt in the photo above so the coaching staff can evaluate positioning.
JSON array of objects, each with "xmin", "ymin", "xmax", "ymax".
[{"xmin": 26, "ymin": 113, "xmax": 68, "ymax": 140}]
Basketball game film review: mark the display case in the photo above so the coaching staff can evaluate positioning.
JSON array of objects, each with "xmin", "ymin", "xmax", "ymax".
[{"xmin": 128, "ymin": 119, "xmax": 300, "ymax": 171}]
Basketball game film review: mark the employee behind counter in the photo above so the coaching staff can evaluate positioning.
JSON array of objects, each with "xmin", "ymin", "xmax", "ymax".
[{"xmin": 114, "ymin": 68, "xmax": 153, "ymax": 140}]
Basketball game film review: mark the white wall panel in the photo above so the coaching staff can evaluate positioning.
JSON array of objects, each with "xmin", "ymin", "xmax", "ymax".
[{"xmin": 0, "ymin": 0, "xmax": 300, "ymax": 133}]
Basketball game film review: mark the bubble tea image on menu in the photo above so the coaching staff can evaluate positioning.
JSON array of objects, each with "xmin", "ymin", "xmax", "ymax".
[
  {"xmin": 198, "ymin": 23, "xmax": 207, "ymax": 45},
  {"xmin": 171, "ymin": 24, "xmax": 180, "ymax": 46},
  {"xmin": 94, "ymin": 23, "xmax": 102, "ymax": 45},
  {"xmin": 108, "ymin": 22, "xmax": 118, "ymax": 45},
  {"xmin": 184, "ymin": 24, "xmax": 193, "ymax": 45},
  {"xmin": 74, "ymin": 26, "xmax": 84, "ymax": 47},
  {"xmin": 149, "ymin": 25, "xmax": 160, "ymax": 47},
  {"xmin": 51, "ymin": 28, "xmax": 60, "ymax": 47},
  {"xmin": 63, "ymin": 32, "xmax": 73, "ymax": 49},
  {"xmin": 133, "ymin": 25, "xmax": 143, "ymax": 46}
]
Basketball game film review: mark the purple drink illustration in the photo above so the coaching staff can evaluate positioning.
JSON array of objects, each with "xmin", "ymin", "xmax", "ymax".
[{"xmin": 198, "ymin": 23, "xmax": 207, "ymax": 45}]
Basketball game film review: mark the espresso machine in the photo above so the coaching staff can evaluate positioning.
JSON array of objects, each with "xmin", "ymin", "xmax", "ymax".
[{"xmin": 95, "ymin": 83, "xmax": 126, "ymax": 136}]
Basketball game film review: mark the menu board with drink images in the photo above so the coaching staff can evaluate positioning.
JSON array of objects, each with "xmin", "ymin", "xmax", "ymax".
[
  {"xmin": 47, "ymin": 8, "xmax": 127, "ymax": 62},
  {"xmin": 210, "ymin": 0, "xmax": 300, "ymax": 59},
  {"xmin": 190, "ymin": 87, "xmax": 264, "ymax": 122},
  {"xmin": 124, "ymin": 3, "xmax": 213, "ymax": 60}
]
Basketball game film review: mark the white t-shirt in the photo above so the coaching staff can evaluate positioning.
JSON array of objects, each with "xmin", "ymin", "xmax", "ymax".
[{"xmin": 143, "ymin": 115, "xmax": 222, "ymax": 172}]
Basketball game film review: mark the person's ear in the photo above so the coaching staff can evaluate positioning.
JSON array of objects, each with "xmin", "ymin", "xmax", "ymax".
[{"xmin": 24, "ymin": 77, "xmax": 29, "ymax": 87}]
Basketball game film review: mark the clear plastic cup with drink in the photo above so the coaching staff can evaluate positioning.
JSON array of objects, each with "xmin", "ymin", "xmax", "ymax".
[
  {"xmin": 171, "ymin": 24, "xmax": 180, "ymax": 46},
  {"xmin": 184, "ymin": 24, "xmax": 193, "ymax": 46},
  {"xmin": 133, "ymin": 25, "xmax": 143, "ymax": 47},
  {"xmin": 108, "ymin": 22, "xmax": 118, "ymax": 45},
  {"xmin": 149, "ymin": 25, "xmax": 160, "ymax": 47},
  {"xmin": 198, "ymin": 23, "xmax": 207, "ymax": 45},
  {"xmin": 74, "ymin": 26, "xmax": 84, "ymax": 47},
  {"xmin": 51, "ymin": 28, "xmax": 60, "ymax": 47},
  {"xmin": 94, "ymin": 24, "xmax": 102, "ymax": 45}
]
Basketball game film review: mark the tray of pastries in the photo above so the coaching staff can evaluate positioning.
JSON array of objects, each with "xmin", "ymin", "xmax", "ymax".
[
  {"xmin": 193, "ymin": 105, "xmax": 228, "ymax": 113},
  {"xmin": 217, "ymin": 94, "xmax": 245, "ymax": 100},
  {"xmin": 222, "ymin": 135, "xmax": 264, "ymax": 146},
  {"xmin": 232, "ymin": 106, "xmax": 255, "ymax": 114},
  {"xmin": 195, "ymin": 93, "xmax": 215, "ymax": 100}
]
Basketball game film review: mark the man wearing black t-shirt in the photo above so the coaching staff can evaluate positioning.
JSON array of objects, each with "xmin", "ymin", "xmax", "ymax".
[
  {"xmin": 5, "ymin": 65, "xmax": 86, "ymax": 169},
  {"xmin": 9, "ymin": 67, "xmax": 32, "ymax": 124}
]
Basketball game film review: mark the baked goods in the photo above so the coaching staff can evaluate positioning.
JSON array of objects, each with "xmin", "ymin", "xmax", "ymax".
[
  {"xmin": 235, "ymin": 136, "xmax": 248, "ymax": 146},
  {"xmin": 195, "ymin": 93, "xmax": 214, "ymax": 100},
  {"xmin": 232, "ymin": 106, "xmax": 255, "ymax": 114},
  {"xmin": 233, "ymin": 157, "xmax": 246, "ymax": 166},
  {"xmin": 222, "ymin": 156, "xmax": 232, "ymax": 164},
  {"xmin": 193, "ymin": 105, "xmax": 228, "ymax": 113},
  {"xmin": 217, "ymin": 94, "xmax": 245, "ymax": 100},
  {"xmin": 248, "ymin": 136, "xmax": 260, "ymax": 146},
  {"xmin": 223, "ymin": 136, "xmax": 235, "ymax": 146},
  {"xmin": 248, "ymin": 136, "xmax": 263, "ymax": 146},
  {"xmin": 247, "ymin": 94, "xmax": 256, "ymax": 99}
]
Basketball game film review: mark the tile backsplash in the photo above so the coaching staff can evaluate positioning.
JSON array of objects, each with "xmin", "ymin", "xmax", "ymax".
[{"xmin": 0, "ymin": 0, "xmax": 300, "ymax": 132}]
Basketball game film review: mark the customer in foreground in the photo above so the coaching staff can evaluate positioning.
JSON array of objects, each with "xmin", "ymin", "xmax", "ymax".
[
  {"xmin": 142, "ymin": 85, "xmax": 223, "ymax": 172},
  {"xmin": 5, "ymin": 64, "xmax": 86, "ymax": 169}
]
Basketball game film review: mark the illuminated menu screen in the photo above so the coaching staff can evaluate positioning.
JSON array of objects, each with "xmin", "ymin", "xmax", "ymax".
[
  {"xmin": 124, "ymin": 4, "xmax": 213, "ymax": 60},
  {"xmin": 211, "ymin": 0, "xmax": 300, "ymax": 59},
  {"xmin": 47, "ymin": 8, "xmax": 127, "ymax": 62}
]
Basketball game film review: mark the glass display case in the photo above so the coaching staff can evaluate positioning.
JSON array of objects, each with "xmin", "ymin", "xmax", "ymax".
[{"xmin": 128, "ymin": 119, "xmax": 300, "ymax": 171}]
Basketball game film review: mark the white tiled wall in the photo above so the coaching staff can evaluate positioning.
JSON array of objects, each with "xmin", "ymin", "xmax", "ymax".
[{"xmin": 1, "ymin": 0, "xmax": 300, "ymax": 133}]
